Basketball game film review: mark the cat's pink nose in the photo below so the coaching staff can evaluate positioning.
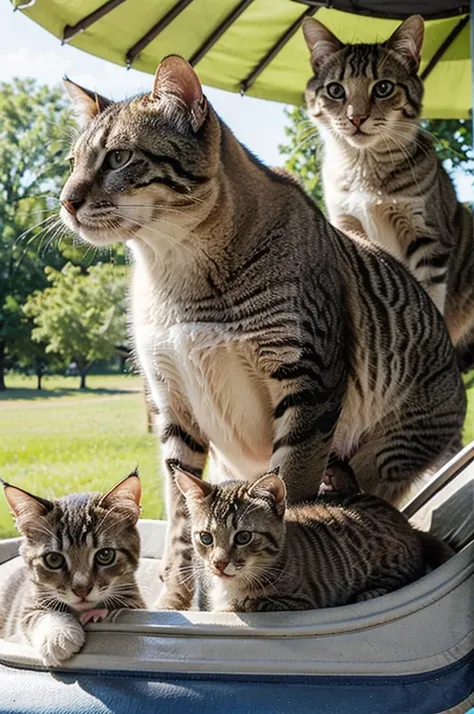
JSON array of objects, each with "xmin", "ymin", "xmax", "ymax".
[
  {"xmin": 348, "ymin": 114, "xmax": 367, "ymax": 128},
  {"xmin": 61, "ymin": 199, "xmax": 83, "ymax": 216},
  {"xmin": 213, "ymin": 559, "xmax": 229, "ymax": 574},
  {"xmin": 72, "ymin": 585, "xmax": 93, "ymax": 599}
]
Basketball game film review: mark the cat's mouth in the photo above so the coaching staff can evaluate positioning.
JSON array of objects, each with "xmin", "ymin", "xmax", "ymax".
[
  {"xmin": 344, "ymin": 128, "xmax": 379, "ymax": 149},
  {"xmin": 211, "ymin": 569, "xmax": 235, "ymax": 579},
  {"xmin": 72, "ymin": 599, "xmax": 98, "ymax": 612},
  {"xmin": 60, "ymin": 205, "xmax": 131, "ymax": 246}
]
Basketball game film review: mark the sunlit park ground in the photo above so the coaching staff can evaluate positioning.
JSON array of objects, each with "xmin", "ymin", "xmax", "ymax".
[
  {"xmin": 1, "ymin": 371, "xmax": 474, "ymax": 538},
  {"xmin": 0, "ymin": 373, "xmax": 162, "ymax": 538}
]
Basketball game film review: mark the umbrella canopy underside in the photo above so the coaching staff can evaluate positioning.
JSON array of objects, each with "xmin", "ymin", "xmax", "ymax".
[{"xmin": 14, "ymin": 0, "xmax": 473, "ymax": 118}]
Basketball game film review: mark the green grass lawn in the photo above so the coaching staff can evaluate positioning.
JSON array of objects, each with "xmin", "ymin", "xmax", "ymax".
[
  {"xmin": 0, "ymin": 373, "xmax": 163, "ymax": 538},
  {"xmin": 1, "ymin": 372, "xmax": 474, "ymax": 539}
]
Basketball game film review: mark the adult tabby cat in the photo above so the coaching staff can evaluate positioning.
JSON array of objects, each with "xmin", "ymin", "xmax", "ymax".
[
  {"xmin": 303, "ymin": 15, "xmax": 474, "ymax": 349},
  {"xmin": 59, "ymin": 56, "xmax": 465, "ymax": 610},
  {"xmin": 0, "ymin": 473, "xmax": 144, "ymax": 666},
  {"xmin": 174, "ymin": 463, "xmax": 425, "ymax": 612}
]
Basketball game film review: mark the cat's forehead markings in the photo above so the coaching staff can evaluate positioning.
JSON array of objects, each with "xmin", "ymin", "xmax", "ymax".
[{"xmin": 76, "ymin": 124, "xmax": 110, "ymax": 169}]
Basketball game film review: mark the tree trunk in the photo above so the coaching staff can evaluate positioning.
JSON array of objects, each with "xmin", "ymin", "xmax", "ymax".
[
  {"xmin": 36, "ymin": 359, "xmax": 43, "ymax": 391},
  {"xmin": 79, "ymin": 371, "xmax": 87, "ymax": 389},
  {"xmin": 0, "ymin": 342, "xmax": 6, "ymax": 391}
]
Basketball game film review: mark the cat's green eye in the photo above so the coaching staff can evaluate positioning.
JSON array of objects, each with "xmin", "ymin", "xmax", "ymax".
[
  {"xmin": 199, "ymin": 531, "xmax": 213, "ymax": 546},
  {"xmin": 234, "ymin": 530, "xmax": 253, "ymax": 546},
  {"xmin": 106, "ymin": 149, "xmax": 133, "ymax": 170},
  {"xmin": 326, "ymin": 82, "xmax": 345, "ymax": 100},
  {"xmin": 372, "ymin": 80, "xmax": 395, "ymax": 99},
  {"xmin": 95, "ymin": 548, "xmax": 116, "ymax": 566},
  {"xmin": 43, "ymin": 552, "xmax": 66, "ymax": 570}
]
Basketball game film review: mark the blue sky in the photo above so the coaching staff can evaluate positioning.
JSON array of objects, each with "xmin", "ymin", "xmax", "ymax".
[
  {"xmin": 0, "ymin": 3, "xmax": 288, "ymax": 167},
  {"xmin": 1, "ymin": 4, "xmax": 471, "ymax": 198}
]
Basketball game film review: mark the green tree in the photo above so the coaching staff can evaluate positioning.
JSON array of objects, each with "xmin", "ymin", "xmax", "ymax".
[
  {"xmin": 279, "ymin": 109, "xmax": 473, "ymax": 206},
  {"xmin": 9, "ymin": 312, "xmax": 64, "ymax": 390},
  {"xmin": 0, "ymin": 77, "xmax": 73, "ymax": 390},
  {"xmin": 24, "ymin": 263, "xmax": 127, "ymax": 389},
  {"xmin": 279, "ymin": 106, "xmax": 325, "ymax": 210},
  {"xmin": 423, "ymin": 119, "xmax": 473, "ymax": 172}
]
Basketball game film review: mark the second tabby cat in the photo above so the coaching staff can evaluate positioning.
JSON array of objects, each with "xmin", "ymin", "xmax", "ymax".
[
  {"xmin": 175, "ymin": 463, "xmax": 425, "ymax": 612},
  {"xmin": 0, "ymin": 473, "xmax": 145, "ymax": 666},
  {"xmin": 303, "ymin": 15, "xmax": 474, "ymax": 350}
]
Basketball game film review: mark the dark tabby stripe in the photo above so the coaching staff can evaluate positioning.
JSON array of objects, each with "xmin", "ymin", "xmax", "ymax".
[
  {"xmin": 161, "ymin": 424, "xmax": 206, "ymax": 453},
  {"xmin": 142, "ymin": 150, "xmax": 208, "ymax": 184},
  {"xmin": 406, "ymin": 237, "xmax": 436, "ymax": 258}
]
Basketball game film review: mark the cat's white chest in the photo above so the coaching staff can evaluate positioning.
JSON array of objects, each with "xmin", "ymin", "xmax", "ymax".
[
  {"xmin": 138, "ymin": 319, "xmax": 273, "ymax": 479},
  {"xmin": 208, "ymin": 576, "xmax": 241, "ymax": 612}
]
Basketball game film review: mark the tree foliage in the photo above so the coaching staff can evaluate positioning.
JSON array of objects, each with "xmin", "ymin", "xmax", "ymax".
[
  {"xmin": 24, "ymin": 263, "xmax": 128, "ymax": 389},
  {"xmin": 423, "ymin": 118, "xmax": 473, "ymax": 172},
  {"xmin": 279, "ymin": 106, "xmax": 325, "ymax": 210},
  {"xmin": 0, "ymin": 78, "xmax": 72, "ymax": 389}
]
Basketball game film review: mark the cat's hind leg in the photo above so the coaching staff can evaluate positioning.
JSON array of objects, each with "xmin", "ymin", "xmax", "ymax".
[{"xmin": 348, "ymin": 386, "xmax": 465, "ymax": 507}]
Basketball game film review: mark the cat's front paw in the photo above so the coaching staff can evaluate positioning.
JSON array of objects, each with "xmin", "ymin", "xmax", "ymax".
[{"xmin": 31, "ymin": 613, "xmax": 85, "ymax": 667}]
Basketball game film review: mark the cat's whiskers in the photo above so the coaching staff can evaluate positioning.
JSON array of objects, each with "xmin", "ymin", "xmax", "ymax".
[
  {"xmin": 390, "ymin": 120, "xmax": 468, "ymax": 162},
  {"xmin": 249, "ymin": 563, "xmax": 287, "ymax": 592},
  {"xmin": 14, "ymin": 214, "xmax": 59, "ymax": 248},
  {"xmin": 381, "ymin": 133, "xmax": 424, "ymax": 197},
  {"xmin": 114, "ymin": 210, "xmax": 196, "ymax": 259},
  {"xmin": 120, "ymin": 203, "xmax": 195, "ymax": 219},
  {"xmin": 379, "ymin": 133, "xmax": 397, "ymax": 172},
  {"xmin": 381, "ymin": 126, "xmax": 432, "ymax": 159},
  {"xmin": 178, "ymin": 563, "xmax": 205, "ymax": 588}
]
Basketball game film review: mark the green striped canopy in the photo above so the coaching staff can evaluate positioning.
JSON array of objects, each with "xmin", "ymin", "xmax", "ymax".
[{"xmin": 13, "ymin": 0, "xmax": 473, "ymax": 118}]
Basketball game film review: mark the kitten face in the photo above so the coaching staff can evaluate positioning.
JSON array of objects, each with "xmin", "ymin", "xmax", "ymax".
[
  {"xmin": 303, "ymin": 17, "xmax": 424, "ymax": 150},
  {"xmin": 176, "ymin": 471, "xmax": 286, "ymax": 584},
  {"xmin": 4, "ymin": 475, "xmax": 141, "ymax": 613},
  {"xmin": 60, "ymin": 57, "xmax": 219, "ymax": 248}
]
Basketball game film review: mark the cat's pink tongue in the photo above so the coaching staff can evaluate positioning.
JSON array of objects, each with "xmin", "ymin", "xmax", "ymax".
[{"xmin": 79, "ymin": 608, "xmax": 109, "ymax": 625}]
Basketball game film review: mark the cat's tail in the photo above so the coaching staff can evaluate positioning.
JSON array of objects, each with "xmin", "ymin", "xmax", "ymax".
[{"xmin": 418, "ymin": 530, "xmax": 455, "ymax": 569}]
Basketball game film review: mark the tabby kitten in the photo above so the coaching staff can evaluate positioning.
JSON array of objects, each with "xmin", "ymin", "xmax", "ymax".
[
  {"xmin": 303, "ymin": 15, "xmax": 474, "ymax": 348},
  {"xmin": 59, "ymin": 56, "xmax": 465, "ymax": 610},
  {"xmin": 175, "ymin": 464, "xmax": 425, "ymax": 612},
  {"xmin": 0, "ymin": 473, "xmax": 144, "ymax": 666}
]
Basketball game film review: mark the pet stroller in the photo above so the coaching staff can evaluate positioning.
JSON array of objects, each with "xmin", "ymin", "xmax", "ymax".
[{"xmin": 0, "ymin": 442, "xmax": 473, "ymax": 714}]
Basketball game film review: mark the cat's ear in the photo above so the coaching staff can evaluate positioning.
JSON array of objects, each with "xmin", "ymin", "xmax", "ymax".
[
  {"xmin": 385, "ymin": 15, "xmax": 424, "ymax": 71},
  {"xmin": 101, "ymin": 471, "xmax": 142, "ymax": 511},
  {"xmin": 172, "ymin": 466, "xmax": 214, "ymax": 501},
  {"xmin": 249, "ymin": 469, "xmax": 286, "ymax": 508},
  {"xmin": 2, "ymin": 482, "xmax": 53, "ymax": 519},
  {"xmin": 151, "ymin": 55, "xmax": 208, "ymax": 132},
  {"xmin": 63, "ymin": 77, "xmax": 112, "ymax": 129},
  {"xmin": 303, "ymin": 18, "xmax": 343, "ymax": 72}
]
